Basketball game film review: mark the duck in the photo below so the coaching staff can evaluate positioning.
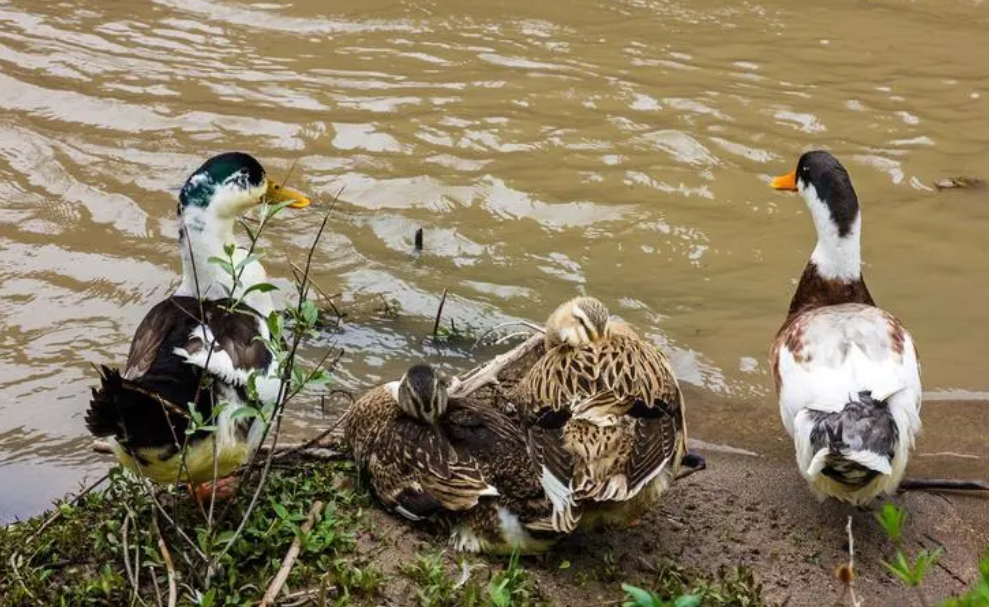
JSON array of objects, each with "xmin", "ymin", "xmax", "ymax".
[
  {"xmin": 344, "ymin": 363, "xmax": 560, "ymax": 554},
  {"xmin": 86, "ymin": 152, "xmax": 310, "ymax": 499},
  {"xmin": 769, "ymin": 150, "xmax": 922, "ymax": 505},
  {"xmin": 509, "ymin": 296, "xmax": 689, "ymax": 532}
]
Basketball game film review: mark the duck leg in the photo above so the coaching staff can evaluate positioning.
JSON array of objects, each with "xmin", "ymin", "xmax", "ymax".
[{"xmin": 191, "ymin": 476, "xmax": 242, "ymax": 504}]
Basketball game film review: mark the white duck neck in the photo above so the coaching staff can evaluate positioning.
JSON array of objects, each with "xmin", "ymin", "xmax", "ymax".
[
  {"xmin": 174, "ymin": 206, "xmax": 275, "ymax": 318},
  {"xmin": 803, "ymin": 183, "xmax": 862, "ymax": 282}
]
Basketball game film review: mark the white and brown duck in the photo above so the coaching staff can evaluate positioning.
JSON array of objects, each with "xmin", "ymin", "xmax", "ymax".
[{"xmin": 769, "ymin": 150, "xmax": 922, "ymax": 504}]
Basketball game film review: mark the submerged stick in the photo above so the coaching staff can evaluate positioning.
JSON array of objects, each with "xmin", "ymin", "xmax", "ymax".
[
  {"xmin": 259, "ymin": 501, "xmax": 325, "ymax": 607},
  {"xmin": 432, "ymin": 289, "xmax": 448, "ymax": 337}
]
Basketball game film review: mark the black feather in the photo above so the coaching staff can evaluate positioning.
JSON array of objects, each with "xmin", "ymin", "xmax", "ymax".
[{"xmin": 86, "ymin": 297, "xmax": 270, "ymax": 454}]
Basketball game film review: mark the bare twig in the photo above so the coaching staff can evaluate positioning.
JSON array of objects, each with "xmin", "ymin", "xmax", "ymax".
[
  {"xmin": 210, "ymin": 205, "xmax": 336, "ymax": 579},
  {"xmin": 432, "ymin": 289, "xmax": 448, "ymax": 337},
  {"xmin": 471, "ymin": 320, "xmax": 545, "ymax": 350},
  {"xmin": 22, "ymin": 472, "xmax": 109, "ymax": 545},
  {"xmin": 272, "ymin": 413, "xmax": 349, "ymax": 461},
  {"xmin": 837, "ymin": 516, "xmax": 863, "ymax": 607},
  {"xmin": 448, "ymin": 332, "xmax": 542, "ymax": 399},
  {"xmin": 150, "ymin": 564, "xmax": 164, "ymax": 607},
  {"xmin": 259, "ymin": 501, "xmax": 325, "ymax": 607},
  {"xmin": 158, "ymin": 535, "xmax": 177, "ymax": 607}
]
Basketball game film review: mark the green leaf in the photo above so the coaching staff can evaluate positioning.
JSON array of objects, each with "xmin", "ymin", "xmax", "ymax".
[
  {"xmin": 267, "ymin": 311, "xmax": 285, "ymax": 340},
  {"xmin": 307, "ymin": 369, "xmax": 333, "ymax": 386},
  {"xmin": 674, "ymin": 595, "xmax": 703, "ymax": 607},
  {"xmin": 223, "ymin": 242, "xmax": 235, "ymax": 257},
  {"xmin": 621, "ymin": 583, "xmax": 660, "ymax": 607},
  {"xmin": 235, "ymin": 254, "xmax": 260, "ymax": 271},
  {"xmin": 273, "ymin": 502, "xmax": 290, "ymax": 521},
  {"xmin": 207, "ymin": 255, "xmax": 234, "ymax": 274},
  {"xmin": 915, "ymin": 547, "xmax": 943, "ymax": 582},
  {"xmin": 488, "ymin": 578, "xmax": 511, "ymax": 607},
  {"xmin": 876, "ymin": 502, "xmax": 906, "ymax": 542},
  {"xmin": 301, "ymin": 299, "xmax": 319, "ymax": 327},
  {"xmin": 242, "ymin": 282, "xmax": 279, "ymax": 297},
  {"xmin": 229, "ymin": 406, "xmax": 260, "ymax": 421},
  {"xmin": 884, "ymin": 550, "xmax": 915, "ymax": 586},
  {"xmin": 242, "ymin": 222, "xmax": 257, "ymax": 243}
]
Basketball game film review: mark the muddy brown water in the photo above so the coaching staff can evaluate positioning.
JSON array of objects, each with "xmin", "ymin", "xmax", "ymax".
[{"xmin": 1, "ymin": 0, "xmax": 988, "ymax": 523}]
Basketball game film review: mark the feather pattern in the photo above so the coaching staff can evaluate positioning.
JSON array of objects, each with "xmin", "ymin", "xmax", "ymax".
[
  {"xmin": 511, "ymin": 307, "xmax": 686, "ymax": 530},
  {"xmin": 87, "ymin": 297, "xmax": 273, "ymax": 484},
  {"xmin": 345, "ymin": 379, "xmax": 560, "ymax": 554}
]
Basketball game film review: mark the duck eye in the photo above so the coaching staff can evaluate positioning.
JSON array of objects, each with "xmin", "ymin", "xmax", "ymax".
[{"xmin": 273, "ymin": 184, "xmax": 281, "ymax": 190}]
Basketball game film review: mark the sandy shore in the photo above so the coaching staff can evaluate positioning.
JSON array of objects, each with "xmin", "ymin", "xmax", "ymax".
[{"xmin": 356, "ymin": 449, "xmax": 989, "ymax": 607}]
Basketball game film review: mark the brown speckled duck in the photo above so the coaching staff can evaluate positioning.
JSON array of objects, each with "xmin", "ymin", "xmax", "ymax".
[
  {"xmin": 769, "ymin": 150, "xmax": 922, "ymax": 505},
  {"xmin": 344, "ymin": 364, "xmax": 560, "ymax": 554},
  {"xmin": 509, "ymin": 296, "xmax": 689, "ymax": 532}
]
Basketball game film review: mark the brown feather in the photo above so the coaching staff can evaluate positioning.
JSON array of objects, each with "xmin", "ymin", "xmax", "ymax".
[{"xmin": 511, "ymin": 320, "xmax": 686, "ymax": 526}]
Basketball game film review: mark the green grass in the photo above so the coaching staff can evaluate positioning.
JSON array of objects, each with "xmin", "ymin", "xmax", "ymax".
[
  {"xmin": 622, "ymin": 561, "xmax": 766, "ymax": 607},
  {"xmin": 400, "ymin": 550, "xmax": 547, "ymax": 607},
  {"xmin": 0, "ymin": 460, "xmax": 377, "ymax": 607}
]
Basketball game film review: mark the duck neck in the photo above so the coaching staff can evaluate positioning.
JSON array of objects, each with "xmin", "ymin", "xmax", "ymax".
[
  {"xmin": 175, "ymin": 207, "xmax": 275, "ymax": 318},
  {"xmin": 786, "ymin": 215, "xmax": 874, "ymax": 320}
]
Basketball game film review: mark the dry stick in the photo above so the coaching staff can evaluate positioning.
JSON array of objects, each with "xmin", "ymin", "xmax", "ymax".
[
  {"xmin": 448, "ymin": 332, "xmax": 543, "ymax": 399},
  {"xmin": 471, "ymin": 320, "xmax": 545, "ymax": 350},
  {"xmin": 150, "ymin": 565, "xmax": 165, "ymax": 607},
  {"xmin": 258, "ymin": 501, "xmax": 325, "ymax": 607},
  {"xmin": 272, "ymin": 412, "xmax": 350, "ymax": 461},
  {"xmin": 432, "ymin": 289, "xmax": 448, "ymax": 336},
  {"xmin": 158, "ymin": 536, "xmax": 178, "ymax": 607},
  {"xmin": 842, "ymin": 516, "xmax": 863, "ymax": 607}
]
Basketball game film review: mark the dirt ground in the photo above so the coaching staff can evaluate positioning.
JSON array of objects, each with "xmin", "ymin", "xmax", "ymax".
[{"xmin": 352, "ymin": 449, "xmax": 989, "ymax": 607}]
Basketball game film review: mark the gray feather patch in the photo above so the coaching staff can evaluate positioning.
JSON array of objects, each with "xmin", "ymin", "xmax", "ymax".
[{"xmin": 808, "ymin": 390, "xmax": 899, "ymax": 486}]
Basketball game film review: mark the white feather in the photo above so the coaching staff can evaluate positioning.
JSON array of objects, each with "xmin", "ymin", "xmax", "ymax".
[
  {"xmin": 778, "ymin": 304, "xmax": 922, "ymax": 503},
  {"xmin": 173, "ymin": 324, "xmax": 284, "ymax": 406},
  {"xmin": 538, "ymin": 464, "xmax": 578, "ymax": 532}
]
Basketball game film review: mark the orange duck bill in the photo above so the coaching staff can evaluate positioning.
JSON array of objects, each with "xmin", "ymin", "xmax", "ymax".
[{"xmin": 770, "ymin": 169, "xmax": 798, "ymax": 191}]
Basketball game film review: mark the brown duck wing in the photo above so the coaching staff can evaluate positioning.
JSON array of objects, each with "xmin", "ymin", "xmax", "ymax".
[
  {"xmin": 345, "ymin": 388, "xmax": 496, "ymax": 521},
  {"xmin": 122, "ymin": 297, "xmax": 197, "ymax": 380},
  {"xmin": 626, "ymin": 402, "xmax": 683, "ymax": 494},
  {"xmin": 372, "ymin": 418, "xmax": 497, "ymax": 519}
]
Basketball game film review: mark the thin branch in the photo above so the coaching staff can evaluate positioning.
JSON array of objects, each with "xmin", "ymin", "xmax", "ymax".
[
  {"xmin": 210, "ymin": 206, "xmax": 335, "ymax": 577},
  {"xmin": 448, "ymin": 332, "xmax": 543, "ymax": 399},
  {"xmin": 272, "ymin": 413, "xmax": 349, "ymax": 461},
  {"xmin": 159, "ymin": 536, "xmax": 177, "ymax": 607},
  {"xmin": 121, "ymin": 510, "xmax": 148, "ymax": 606},
  {"xmin": 432, "ymin": 289, "xmax": 448, "ymax": 337},
  {"xmin": 258, "ymin": 501, "xmax": 325, "ymax": 607},
  {"xmin": 471, "ymin": 320, "xmax": 545, "ymax": 350},
  {"xmin": 899, "ymin": 478, "xmax": 989, "ymax": 492},
  {"xmin": 839, "ymin": 516, "xmax": 863, "ymax": 607},
  {"xmin": 22, "ymin": 472, "xmax": 109, "ymax": 546}
]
